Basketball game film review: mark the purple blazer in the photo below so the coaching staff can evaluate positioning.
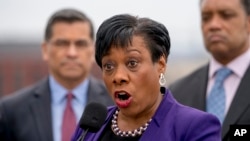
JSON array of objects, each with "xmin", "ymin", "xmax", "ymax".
[{"xmin": 72, "ymin": 89, "xmax": 221, "ymax": 141}]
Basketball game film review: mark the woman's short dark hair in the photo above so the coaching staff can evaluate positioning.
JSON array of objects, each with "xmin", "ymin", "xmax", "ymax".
[
  {"xmin": 44, "ymin": 8, "xmax": 94, "ymax": 41},
  {"xmin": 95, "ymin": 14, "xmax": 171, "ymax": 68}
]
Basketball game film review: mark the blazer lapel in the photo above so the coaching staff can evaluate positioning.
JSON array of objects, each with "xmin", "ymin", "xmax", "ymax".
[
  {"xmin": 29, "ymin": 79, "xmax": 53, "ymax": 141},
  {"xmin": 186, "ymin": 65, "xmax": 209, "ymax": 111},
  {"xmin": 194, "ymin": 65, "xmax": 209, "ymax": 111},
  {"xmin": 140, "ymin": 90, "xmax": 180, "ymax": 141},
  {"xmin": 222, "ymin": 65, "xmax": 250, "ymax": 138}
]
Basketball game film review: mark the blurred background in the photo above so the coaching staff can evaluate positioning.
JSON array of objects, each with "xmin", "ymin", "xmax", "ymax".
[{"xmin": 0, "ymin": 0, "xmax": 210, "ymax": 97}]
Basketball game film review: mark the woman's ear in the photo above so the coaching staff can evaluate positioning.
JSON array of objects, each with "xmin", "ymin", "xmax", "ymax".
[{"xmin": 157, "ymin": 55, "xmax": 167, "ymax": 73}]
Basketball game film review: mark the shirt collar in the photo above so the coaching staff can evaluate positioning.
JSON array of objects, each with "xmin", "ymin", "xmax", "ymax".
[
  {"xmin": 49, "ymin": 76, "xmax": 67, "ymax": 104},
  {"xmin": 72, "ymin": 78, "xmax": 90, "ymax": 104},
  {"xmin": 49, "ymin": 75, "xmax": 90, "ymax": 104},
  {"xmin": 209, "ymin": 48, "xmax": 250, "ymax": 79}
]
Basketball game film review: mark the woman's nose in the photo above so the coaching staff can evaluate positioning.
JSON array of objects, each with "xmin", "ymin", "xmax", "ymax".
[{"xmin": 112, "ymin": 66, "xmax": 128, "ymax": 85}]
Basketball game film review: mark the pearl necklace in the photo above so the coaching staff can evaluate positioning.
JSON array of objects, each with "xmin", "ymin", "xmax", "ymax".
[{"xmin": 111, "ymin": 110, "xmax": 152, "ymax": 137}]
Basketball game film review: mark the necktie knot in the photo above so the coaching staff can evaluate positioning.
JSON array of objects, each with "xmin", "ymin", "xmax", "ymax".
[
  {"xmin": 215, "ymin": 67, "xmax": 232, "ymax": 84},
  {"xmin": 66, "ymin": 93, "xmax": 74, "ymax": 102}
]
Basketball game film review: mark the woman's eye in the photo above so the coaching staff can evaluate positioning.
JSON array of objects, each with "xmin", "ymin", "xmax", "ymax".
[
  {"xmin": 103, "ymin": 63, "xmax": 114, "ymax": 71},
  {"xmin": 128, "ymin": 60, "xmax": 138, "ymax": 68}
]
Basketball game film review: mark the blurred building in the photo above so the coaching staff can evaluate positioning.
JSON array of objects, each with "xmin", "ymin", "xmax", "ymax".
[
  {"xmin": 0, "ymin": 38, "xmax": 209, "ymax": 98},
  {"xmin": 0, "ymin": 0, "xmax": 207, "ymax": 98},
  {"xmin": 0, "ymin": 40, "xmax": 102, "ymax": 97}
]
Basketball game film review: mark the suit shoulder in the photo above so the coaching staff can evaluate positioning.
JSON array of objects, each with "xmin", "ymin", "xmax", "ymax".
[
  {"xmin": 0, "ymin": 79, "xmax": 47, "ymax": 106},
  {"xmin": 89, "ymin": 77, "xmax": 106, "ymax": 89},
  {"xmin": 87, "ymin": 76, "xmax": 113, "ymax": 106},
  {"xmin": 88, "ymin": 77, "xmax": 109, "ymax": 96},
  {"xmin": 169, "ymin": 65, "xmax": 208, "ymax": 89}
]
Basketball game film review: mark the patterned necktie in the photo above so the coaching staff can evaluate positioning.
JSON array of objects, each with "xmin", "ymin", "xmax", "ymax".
[
  {"xmin": 206, "ymin": 67, "xmax": 232, "ymax": 124},
  {"xmin": 62, "ymin": 93, "xmax": 77, "ymax": 141}
]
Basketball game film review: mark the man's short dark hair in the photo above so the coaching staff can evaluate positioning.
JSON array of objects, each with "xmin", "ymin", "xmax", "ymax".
[
  {"xmin": 242, "ymin": 0, "xmax": 250, "ymax": 15},
  {"xmin": 200, "ymin": 0, "xmax": 250, "ymax": 15},
  {"xmin": 44, "ymin": 8, "xmax": 94, "ymax": 41}
]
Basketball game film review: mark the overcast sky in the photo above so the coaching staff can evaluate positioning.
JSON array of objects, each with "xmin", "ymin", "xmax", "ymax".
[{"xmin": 0, "ymin": 0, "xmax": 207, "ymax": 56}]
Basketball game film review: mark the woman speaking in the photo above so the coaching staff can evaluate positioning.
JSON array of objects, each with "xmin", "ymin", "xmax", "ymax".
[{"xmin": 72, "ymin": 14, "xmax": 221, "ymax": 141}]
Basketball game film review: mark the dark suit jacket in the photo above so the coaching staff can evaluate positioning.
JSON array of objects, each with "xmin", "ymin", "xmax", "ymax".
[
  {"xmin": 169, "ymin": 64, "xmax": 250, "ymax": 141},
  {"xmin": 0, "ymin": 76, "xmax": 114, "ymax": 141}
]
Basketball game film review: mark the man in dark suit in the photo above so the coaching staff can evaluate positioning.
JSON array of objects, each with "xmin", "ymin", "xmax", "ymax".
[
  {"xmin": 169, "ymin": 0, "xmax": 250, "ymax": 140},
  {"xmin": 0, "ymin": 8, "xmax": 113, "ymax": 141}
]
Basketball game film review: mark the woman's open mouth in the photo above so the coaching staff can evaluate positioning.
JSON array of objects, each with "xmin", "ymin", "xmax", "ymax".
[{"xmin": 114, "ymin": 91, "xmax": 132, "ymax": 108}]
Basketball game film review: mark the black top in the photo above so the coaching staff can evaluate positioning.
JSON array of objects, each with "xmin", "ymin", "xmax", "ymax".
[{"xmin": 98, "ymin": 119, "xmax": 141, "ymax": 141}]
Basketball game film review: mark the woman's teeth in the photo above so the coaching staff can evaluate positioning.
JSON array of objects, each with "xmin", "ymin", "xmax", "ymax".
[{"xmin": 117, "ymin": 92, "xmax": 130, "ymax": 100}]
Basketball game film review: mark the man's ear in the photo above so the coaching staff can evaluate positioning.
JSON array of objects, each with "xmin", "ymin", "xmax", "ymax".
[
  {"xmin": 247, "ymin": 16, "xmax": 250, "ymax": 33},
  {"xmin": 41, "ymin": 42, "xmax": 48, "ymax": 61},
  {"xmin": 90, "ymin": 42, "xmax": 95, "ymax": 63}
]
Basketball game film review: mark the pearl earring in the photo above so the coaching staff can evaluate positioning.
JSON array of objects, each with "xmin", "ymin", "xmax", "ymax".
[{"xmin": 159, "ymin": 73, "xmax": 166, "ymax": 86}]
